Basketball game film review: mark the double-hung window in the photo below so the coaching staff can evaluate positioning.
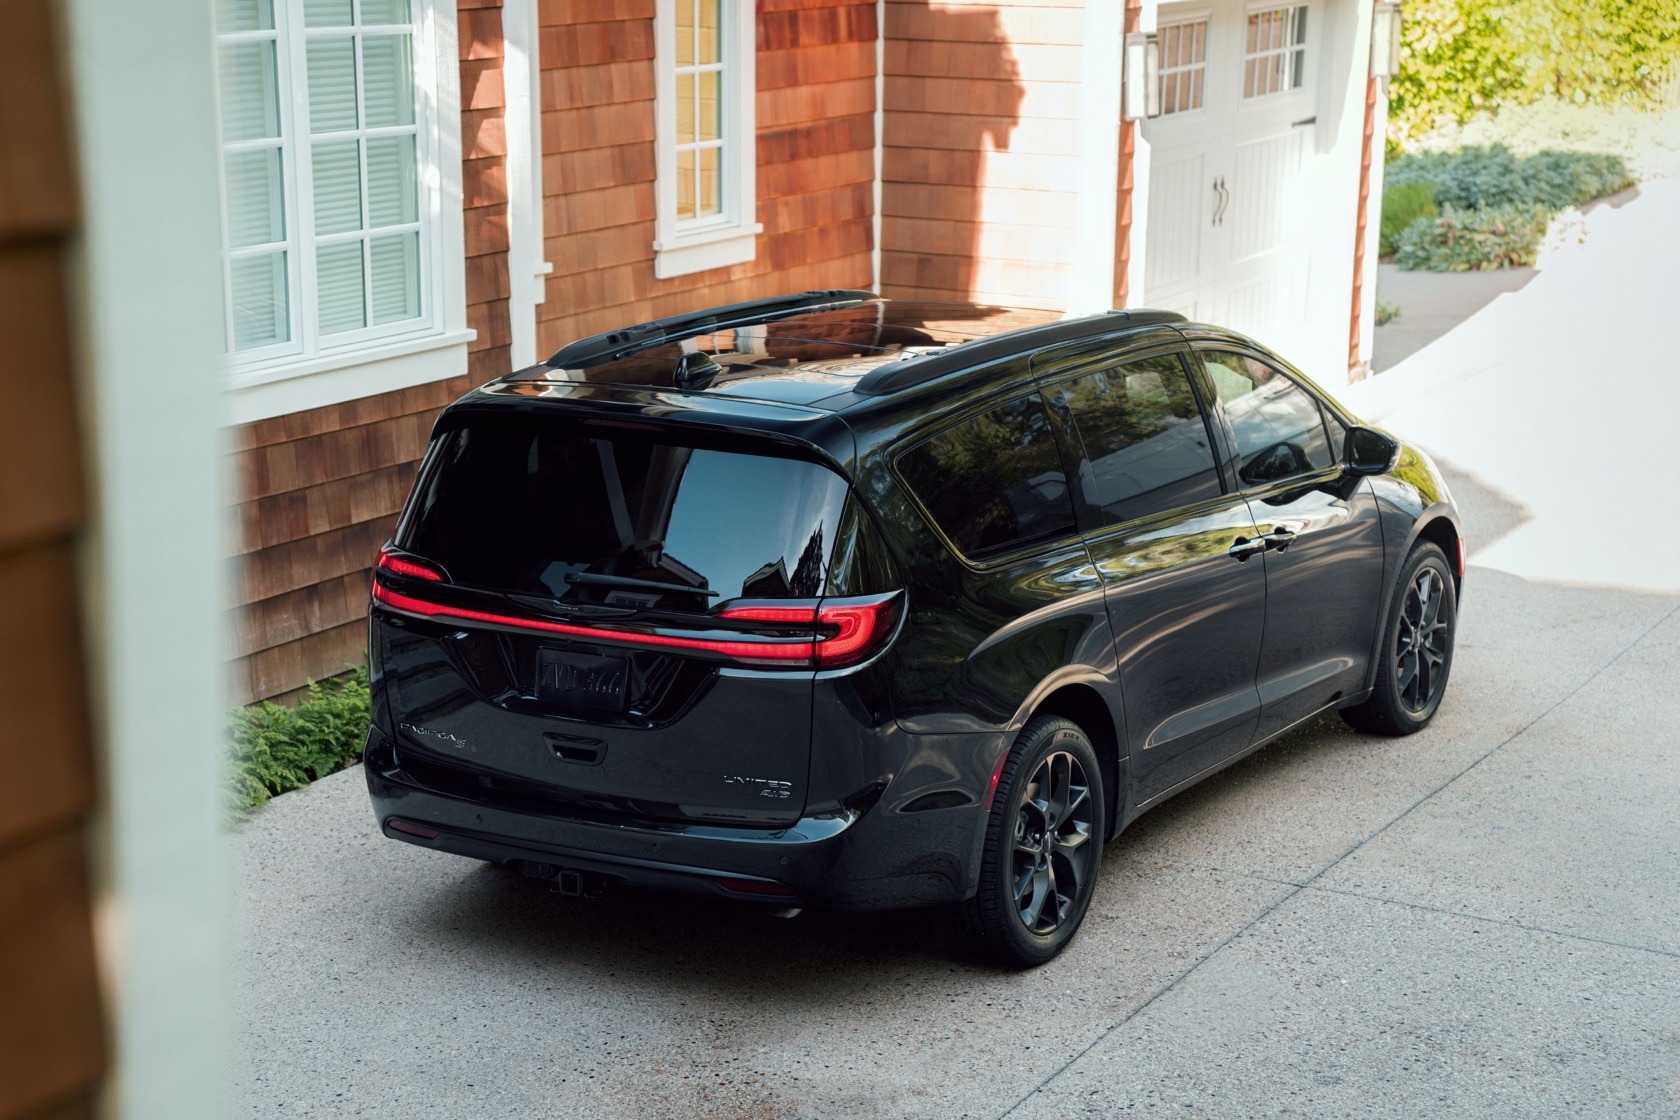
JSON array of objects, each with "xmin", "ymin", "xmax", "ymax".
[
  {"xmin": 652, "ymin": 0, "xmax": 760, "ymax": 279},
  {"xmin": 214, "ymin": 0, "xmax": 469, "ymax": 421}
]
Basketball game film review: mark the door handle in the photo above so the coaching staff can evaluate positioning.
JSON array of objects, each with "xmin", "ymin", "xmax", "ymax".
[
  {"xmin": 1210, "ymin": 176, "xmax": 1229, "ymax": 227},
  {"xmin": 1228, "ymin": 535, "xmax": 1266, "ymax": 561},
  {"xmin": 1260, "ymin": 528, "xmax": 1298, "ymax": 552}
]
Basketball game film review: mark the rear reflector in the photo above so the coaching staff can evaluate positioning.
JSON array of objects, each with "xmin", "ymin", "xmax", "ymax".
[
  {"xmin": 714, "ymin": 877, "xmax": 797, "ymax": 897},
  {"xmin": 1456, "ymin": 537, "xmax": 1466, "ymax": 580},
  {"xmin": 982, "ymin": 746, "xmax": 1013, "ymax": 811},
  {"xmin": 387, "ymin": 818, "xmax": 440, "ymax": 839}
]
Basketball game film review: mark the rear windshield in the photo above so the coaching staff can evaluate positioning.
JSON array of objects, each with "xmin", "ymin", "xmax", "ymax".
[{"xmin": 397, "ymin": 415, "xmax": 849, "ymax": 609}]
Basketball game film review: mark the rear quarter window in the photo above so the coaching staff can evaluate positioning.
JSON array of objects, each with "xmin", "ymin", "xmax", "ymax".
[{"xmin": 896, "ymin": 393, "xmax": 1077, "ymax": 560}]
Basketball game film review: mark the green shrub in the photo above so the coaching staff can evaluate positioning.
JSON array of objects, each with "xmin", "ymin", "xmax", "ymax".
[
  {"xmin": 228, "ymin": 667, "xmax": 371, "ymax": 819},
  {"xmin": 1379, "ymin": 180, "xmax": 1437, "ymax": 256},
  {"xmin": 1374, "ymin": 300, "xmax": 1400, "ymax": 326},
  {"xmin": 1393, "ymin": 206, "xmax": 1551, "ymax": 271},
  {"xmin": 1387, "ymin": 145, "xmax": 1632, "ymax": 213},
  {"xmin": 1383, "ymin": 146, "xmax": 1631, "ymax": 269}
]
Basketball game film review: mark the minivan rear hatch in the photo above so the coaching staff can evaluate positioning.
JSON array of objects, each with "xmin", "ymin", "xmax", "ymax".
[{"xmin": 371, "ymin": 409, "xmax": 871, "ymax": 827}]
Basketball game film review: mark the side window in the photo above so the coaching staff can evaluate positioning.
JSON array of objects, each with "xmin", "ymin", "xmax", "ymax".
[
  {"xmin": 1202, "ymin": 351, "xmax": 1333, "ymax": 486},
  {"xmin": 1048, "ymin": 352, "xmax": 1223, "ymax": 528},
  {"xmin": 898, "ymin": 394, "xmax": 1076, "ymax": 558}
]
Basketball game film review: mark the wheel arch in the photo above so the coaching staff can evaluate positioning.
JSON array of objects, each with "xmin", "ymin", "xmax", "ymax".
[
  {"xmin": 1411, "ymin": 509, "xmax": 1464, "ymax": 593},
  {"xmin": 1027, "ymin": 682, "xmax": 1125, "ymax": 841}
]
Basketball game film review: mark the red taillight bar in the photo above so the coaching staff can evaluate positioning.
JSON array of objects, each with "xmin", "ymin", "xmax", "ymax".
[
  {"xmin": 371, "ymin": 553, "xmax": 899, "ymax": 668},
  {"xmin": 372, "ymin": 581, "xmax": 817, "ymax": 664},
  {"xmin": 371, "ymin": 575, "xmax": 898, "ymax": 670}
]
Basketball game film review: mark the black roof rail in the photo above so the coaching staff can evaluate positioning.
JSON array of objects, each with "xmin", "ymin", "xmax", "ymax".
[
  {"xmin": 851, "ymin": 309, "xmax": 1188, "ymax": 396},
  {"xmin": 538, "ymin": 289, "xmax": 881, "ymax": 371}
]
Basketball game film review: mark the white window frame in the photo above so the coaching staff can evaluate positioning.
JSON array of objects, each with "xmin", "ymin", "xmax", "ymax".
[
  {"xmin": 1241, "ymin": 2, "xmax": 1311, "ymax": 102},
  {"xmin": 651, "ymin": 0, "xmax": 761, "ymax": 280},
  {"xmin": 1157, "ymin": 11, "xmax": 1211, "ymax": 117},
  {"xmin": 216, "ymin": 0, "xmax": 473, "ymax": 426}
]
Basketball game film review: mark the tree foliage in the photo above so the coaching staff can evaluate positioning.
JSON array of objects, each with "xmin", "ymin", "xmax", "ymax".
[{"xmin": 1389, "ymin": 0, "xmax": 1680, "ymax": 148}]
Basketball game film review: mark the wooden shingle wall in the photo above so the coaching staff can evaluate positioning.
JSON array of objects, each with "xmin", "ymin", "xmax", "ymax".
[
  {"xmin": 0, "ymin": 1, "xmax": 105, "ymax": 1116},
  {"xmin": 535, "ymin": 0, "xmax": 877, "ymax": 352},
  {"xmin": 880, "ymin": 0, "xmax": 1085, "ymax": 311},
  {"xmin": 230, "ymin": 4, "xmax": 512, "ymax": 703}
]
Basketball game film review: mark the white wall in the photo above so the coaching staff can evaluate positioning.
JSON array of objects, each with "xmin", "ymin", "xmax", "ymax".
[{"xmin": 64, "ymin": 1, "xmax": 230, "ymax": 1116}]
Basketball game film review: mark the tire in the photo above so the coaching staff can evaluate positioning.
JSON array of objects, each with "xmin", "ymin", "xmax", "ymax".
[
  {"xmin": 953, "ymin": 715, "xmax": 1105, "ymax": 969},
  {"xmin": 1341, "ymin": 542, "xmax": 1458, "ymax": 736}
]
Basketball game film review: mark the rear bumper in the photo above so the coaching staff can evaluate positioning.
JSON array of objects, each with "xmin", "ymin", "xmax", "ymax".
[{"xmin": 363, "ymin": 729, "xmax": 988, "ymax": 910}]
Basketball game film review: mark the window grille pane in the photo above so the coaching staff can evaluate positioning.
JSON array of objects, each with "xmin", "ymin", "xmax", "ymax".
[
  {"xmin": 217, "ymin": 0, "xmax": 274, "ymax": 33},
  {"xmin": 230, "ymin": 252, "xmax": 289, "ymax": 350},
  {"xmin": 370, "ymin": 232, "xmax": 421, "ymax": 324},
  {"xmin": 1159, "ymin": 19, "xmax": 1208, "ymax": 115},
  {"xmin": 676, "ymin": 74, "xmax": 695, "ymax": 145},
  {"xmin": 676, "ymin": 1, "xmax": 694, "ymax": 66},
  {"xmin": 219, "ymin": 41, "xmax": 281, "ymax": 141},
  {"xmin": 303, "ymin": 0, "xmax": 352, "ymax": 27},
  {"xmin": 697, "ymin": 71, "xmax": 721, "ymax": 142},
  {"xmin": 225, "ymin": 148, "xmax": 285, "ymax": 247},
  {"xmin": 697, "ymin": 0, "xmax": 720, "ymax": 64},
  {"xmin": 697, "ymin": 146, "xmax": 721, "ymax": 217},
  {"xmin": 362, "ymin": 0, "xmax": 411, "ymax": 23},
  {"xmin": 676, "ymin": 149, "xmax": 696, "ymax": 220},
  {"xmin": 312, "ymin": 140, "xmax": 363, "ymax": 234},
  {"xmin": 316, "ymin": 241, "xmax": 366, "ymax": 334},
  {"xmin": 362, "ymin": 35, "xmax": 415, "ymax": 128},
  {"xmin": 366, "ymin": 135, "xmax": 418, "ymax": 227},
  {"xmin": 1243, "ymin": 6, "xmax": 1307, "ymax": 100},
  {"xmin": 307, "ymin": 38, "xmax": 359, "ymax": 132}
]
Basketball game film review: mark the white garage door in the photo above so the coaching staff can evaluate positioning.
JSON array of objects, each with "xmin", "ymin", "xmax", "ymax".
[{"xmin": 1142, "ymin": 0, "xmax": 1319, "ymax": 357}]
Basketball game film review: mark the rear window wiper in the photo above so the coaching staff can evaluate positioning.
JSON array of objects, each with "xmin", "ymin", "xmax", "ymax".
[{"xmin": 565, "ymin": 572, "xmax": 719, "ymax": 598}]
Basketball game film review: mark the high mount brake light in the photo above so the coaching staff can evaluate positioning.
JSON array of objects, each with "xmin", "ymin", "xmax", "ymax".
[
  {"xmin": 370, "ymin": 571, "xmax": 899, "ymax": 670},
  {"xmin": 376, "ymin": 548, "xmax": 443, "ymax": 581}
]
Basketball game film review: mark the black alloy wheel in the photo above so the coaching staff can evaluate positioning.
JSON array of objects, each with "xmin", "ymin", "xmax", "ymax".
[
  {"xmin": 954, "ymin": 715, "xmax": 1104, "ymax": 968},
  {"xmin": 1395, "ymin": 566, "xmax": 1451, "ymax": 715},
  {"xmin": 1341, "ymin": 542, "xmax": 1457, "ymax": 735}
]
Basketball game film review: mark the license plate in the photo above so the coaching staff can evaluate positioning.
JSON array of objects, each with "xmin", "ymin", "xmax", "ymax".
[{"xmin": 535, "ymin": 649, "xmax": 629, "ymax": 712}]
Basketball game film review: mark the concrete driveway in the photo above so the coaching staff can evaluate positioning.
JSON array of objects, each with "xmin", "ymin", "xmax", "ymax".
[{"xmin": 234, "ymin": 182, "xmax": 1680, "ymax": 1119}]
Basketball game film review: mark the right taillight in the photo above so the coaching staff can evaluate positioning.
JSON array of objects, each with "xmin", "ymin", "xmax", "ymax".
[{"xmin": 717, "ymin": 592, "xmax": 901, "ymax": 670}]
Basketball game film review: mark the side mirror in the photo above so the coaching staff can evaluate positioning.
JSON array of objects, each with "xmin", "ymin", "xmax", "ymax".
[{"xmin": 1344, "ymin": 426, "xmax": 1399, "ymax": 476}]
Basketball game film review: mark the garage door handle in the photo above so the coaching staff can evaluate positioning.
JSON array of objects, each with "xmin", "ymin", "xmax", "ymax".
[
  {"xmin": 1228, "ymin": 535, "xmax": 1266, "ymax": 561},
  {"xmin": 1211, "ymin": 176, "xmax": 1229, "ymax": 226}
]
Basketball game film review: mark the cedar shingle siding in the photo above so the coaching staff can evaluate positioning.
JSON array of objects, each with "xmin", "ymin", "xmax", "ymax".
[
  {"xmin": 234, "ymin": 0, "xmax": 879, "ymax": 702},
  {"xmin": 0, "ymin": 2, "xmax": 105, "ymax": 1115}
]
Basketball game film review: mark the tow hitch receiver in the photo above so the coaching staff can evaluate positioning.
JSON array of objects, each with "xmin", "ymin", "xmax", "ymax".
[{"xmin": 517, "ymin": 861, "xmax": 605, "ymax": 898}]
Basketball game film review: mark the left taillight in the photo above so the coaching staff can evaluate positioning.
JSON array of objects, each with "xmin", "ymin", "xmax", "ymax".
[{"xmin": 375, "ymin": 547, "xmax": 444, "ymax": 582}]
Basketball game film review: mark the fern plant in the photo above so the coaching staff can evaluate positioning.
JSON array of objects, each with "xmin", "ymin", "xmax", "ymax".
[{"xmin": 227, "ymin": 667, "xmax": 371, "ymax": 820}]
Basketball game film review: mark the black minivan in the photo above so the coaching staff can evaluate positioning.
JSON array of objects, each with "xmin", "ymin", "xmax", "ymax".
[{"xmin": 366, "ymin": 291, "xmax": 1463, "ymax": 966}]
